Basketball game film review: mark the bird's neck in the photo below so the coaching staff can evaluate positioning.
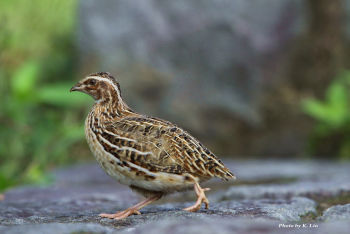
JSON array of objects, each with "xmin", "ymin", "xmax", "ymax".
[{"xmin": 93, "ymin": 93, "xmax": 134, "ymax": 119}]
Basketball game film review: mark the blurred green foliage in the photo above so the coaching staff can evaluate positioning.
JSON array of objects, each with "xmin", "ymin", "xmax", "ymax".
[
  {"xmin": 302, "ymin": 71, "xmax": 350, "ymax": 159},
  {"xmin": 0, "ymin": 0, "xmax": 91, "ymax": 191}
]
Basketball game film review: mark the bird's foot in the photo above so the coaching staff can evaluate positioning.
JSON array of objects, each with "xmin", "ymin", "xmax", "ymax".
[
  {"xmin": 183, "ymin": 183, "xmax": 210, "ymax": 212},
  {"xmin": 99, "ymin": 194, "xmax": 162, "ymax": 220},
  {"xmin": 99, "ymin": 209, "xmax": 141, "ymax": 220}
]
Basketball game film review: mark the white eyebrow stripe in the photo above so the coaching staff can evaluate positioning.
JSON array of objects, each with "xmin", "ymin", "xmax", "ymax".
[{"xmin": 86, "ymin": 76, "xmax": 120, "ymax": 94}]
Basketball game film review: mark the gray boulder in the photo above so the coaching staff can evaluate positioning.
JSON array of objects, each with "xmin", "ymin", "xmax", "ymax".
[{"xmin": 78, "ymin": 0, "xmax": 304, "ymax": 126}]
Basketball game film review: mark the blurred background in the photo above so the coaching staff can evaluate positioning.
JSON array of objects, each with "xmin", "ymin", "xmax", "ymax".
[{"xmin": 1, "ymin": 0, "xmax": 350, "ymax": 192}]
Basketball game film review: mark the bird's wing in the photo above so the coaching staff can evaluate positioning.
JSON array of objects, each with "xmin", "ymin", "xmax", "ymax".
[{"xmin": 101, "ymin": 116, "xmax": 234, "ymax": 180}]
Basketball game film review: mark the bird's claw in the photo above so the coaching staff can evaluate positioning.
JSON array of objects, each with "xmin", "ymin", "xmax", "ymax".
[
  {"xmin": 99, "ymin": 209, "xmax": 141, "ymax": 220},
  {"xmin": 183, "ymin": 184, "xmax": 210, "ymax": 212}
]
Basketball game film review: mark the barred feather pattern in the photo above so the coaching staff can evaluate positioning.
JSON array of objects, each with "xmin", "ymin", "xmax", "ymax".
[{"xmin": 80, "ymin": 72, "xmax": 235, "ymax": 194}]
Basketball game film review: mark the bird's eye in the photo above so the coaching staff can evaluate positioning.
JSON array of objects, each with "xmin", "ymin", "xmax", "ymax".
[{"xmin": 89, "ymin": 79, "xmax": 97, "ymax": 85}]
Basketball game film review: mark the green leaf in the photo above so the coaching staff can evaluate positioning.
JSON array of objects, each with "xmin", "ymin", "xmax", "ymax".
[
  {"xmin": 11, "ymin": 61, "xmax": 40, "ymax": 100},
  {"xmin": 301, "ymin": 99, "xmax": 329, "ymax": 121},
  {"xmin": 63, "ymin": 125, "xmax": 85, "ymax": 140},
  {"xmin": 24, "ymin": 163, "xmax": 52, "ymax": 185},
  {"xmin": 37, "ymin": 82, "xmax": 90, "ymax": 107},
  {"xmin": 302, "ymin": 76, "xmax": 350, "ymax": 128},
  {"xmin": 325, "ymin": 82, "xmax": 348, "ymax": 126}
]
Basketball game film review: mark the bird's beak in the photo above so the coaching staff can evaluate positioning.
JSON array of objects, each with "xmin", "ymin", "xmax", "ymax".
[{"xmin": 70, "ymin": 82, "xmax": 82, "ymax": 92}]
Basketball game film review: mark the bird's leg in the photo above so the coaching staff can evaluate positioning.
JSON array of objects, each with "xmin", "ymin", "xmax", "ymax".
[
  {"xmin": 183, "ymin": 182, "xmax": 210, "ymax": 212},
  {"xmin": 99, "ymin": 194, "xmax": 162, "ymax": 220}
]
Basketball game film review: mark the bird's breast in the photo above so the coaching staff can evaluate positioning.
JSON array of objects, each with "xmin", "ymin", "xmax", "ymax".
[{"xmin": 85, "ymin": 114, "xmax": 135, "ymax": 186}]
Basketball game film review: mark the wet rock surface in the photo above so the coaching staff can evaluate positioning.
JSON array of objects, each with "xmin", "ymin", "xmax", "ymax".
[{"xmin": 1, "ymin": 160, "xmax": 350, "ymax": 233}]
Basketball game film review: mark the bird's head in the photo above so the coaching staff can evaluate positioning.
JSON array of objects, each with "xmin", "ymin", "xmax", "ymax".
[{"xmin": 70, "ymin": 72, "xmax": 122, "ymax": 103}]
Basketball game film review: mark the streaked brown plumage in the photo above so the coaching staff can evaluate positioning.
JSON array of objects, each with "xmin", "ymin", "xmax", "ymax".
[{"xmin": 70, "ymin": 72, "xmax": 235, "ymax": 219}]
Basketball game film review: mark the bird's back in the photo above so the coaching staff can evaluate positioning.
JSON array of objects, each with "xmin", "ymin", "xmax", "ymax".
[{"xmin": 115, "ymin": 115, "xmax": 234, "ymax": 180}]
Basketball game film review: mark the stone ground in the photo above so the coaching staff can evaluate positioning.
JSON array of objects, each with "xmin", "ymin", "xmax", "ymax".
[{"xmin": 1, "ymin": 160, "xmax": 350, "ymax": 234}]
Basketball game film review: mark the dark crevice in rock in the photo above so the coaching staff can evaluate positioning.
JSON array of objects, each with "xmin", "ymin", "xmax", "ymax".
[{"xmin": 300, "ymin": 192, "xmax": 350, "ymax": 222}]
